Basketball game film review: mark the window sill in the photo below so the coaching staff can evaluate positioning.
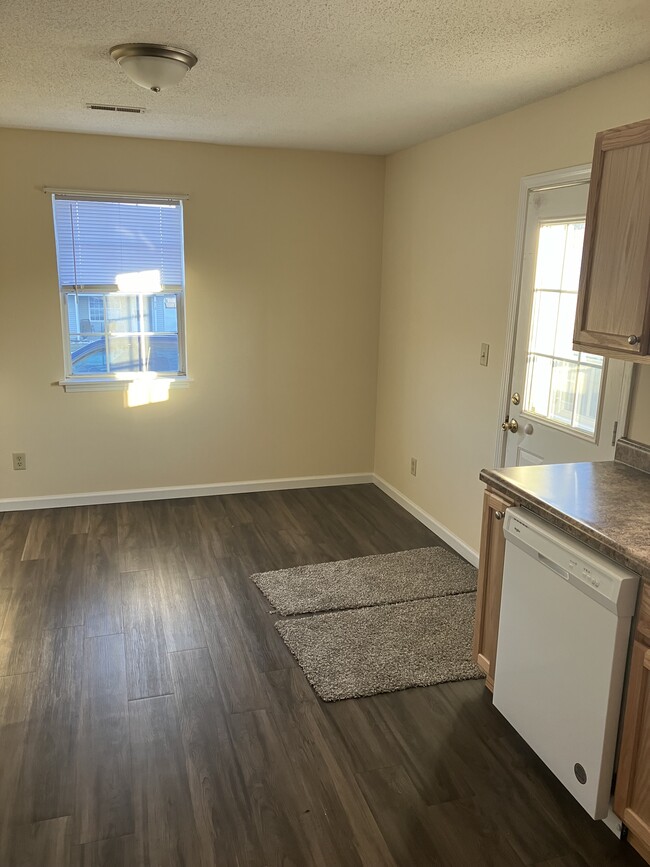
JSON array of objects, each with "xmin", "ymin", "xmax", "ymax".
[{"xmin": 58, "ymin": 376, "xmax": 193, "ymax": 393}]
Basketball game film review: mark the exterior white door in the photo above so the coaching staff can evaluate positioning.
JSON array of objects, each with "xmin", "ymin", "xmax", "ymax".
[{"xmin": 502, "ymin": 176, "xmax": 630, "ymax": 467}]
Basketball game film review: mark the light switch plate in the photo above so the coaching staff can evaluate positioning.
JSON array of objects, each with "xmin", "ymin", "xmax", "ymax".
[{"xmin": 480, "ymin": 343, "xmax": 490, "ymax": 367}]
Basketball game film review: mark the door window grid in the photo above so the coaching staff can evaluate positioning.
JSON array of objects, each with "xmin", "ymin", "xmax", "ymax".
[{"xmin": 523, "ymin": 220, "xmax": 604, "ymax": 436}]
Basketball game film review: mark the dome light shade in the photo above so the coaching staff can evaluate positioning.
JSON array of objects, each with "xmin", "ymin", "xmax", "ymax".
[{"xmin": 110, "ymin": 44, "xmax": 198, "ymax": 93}]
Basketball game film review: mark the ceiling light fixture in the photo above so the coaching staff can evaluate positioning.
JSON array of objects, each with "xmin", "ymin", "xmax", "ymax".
[{"xmin": 109, "ymin": 43, "xmax": 198, "ymax": 93}]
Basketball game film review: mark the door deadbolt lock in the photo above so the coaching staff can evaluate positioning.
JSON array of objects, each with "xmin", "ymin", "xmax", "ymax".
[
  {"xmin": 511, "ymin": 392, "xmax": 521, "ymax": 406},
  {"xmin": 502, "ymin": 417, "xmax": 519, "ymax": 433}
]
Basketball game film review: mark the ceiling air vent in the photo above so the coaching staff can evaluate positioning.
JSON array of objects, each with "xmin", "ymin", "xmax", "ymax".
[{"xmin": 86, "ymin": 103, "xmax": 146, "ymax": 114}]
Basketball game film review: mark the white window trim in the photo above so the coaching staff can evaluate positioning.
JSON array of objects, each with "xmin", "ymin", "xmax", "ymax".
[
  {"xmin": 58, "ymin": 375, "xmax": 193, "ymax": 393},
  {"xmin": 43, "ymin": 186, "xmax": 189, "ymax": 202},
  {"xmin": 49, "ymin": 188, "xmax": 190, "ymax": 391}
]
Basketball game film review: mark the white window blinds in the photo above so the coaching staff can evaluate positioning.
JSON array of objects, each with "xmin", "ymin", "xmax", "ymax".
[{"xmin": 52, "ymin": 195, "xmax": 185, "ymax": 290}]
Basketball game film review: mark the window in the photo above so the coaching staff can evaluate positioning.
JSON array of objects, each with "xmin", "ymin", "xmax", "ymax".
[
  {"xmin": 523, "ymin": 220, "xmax": 604, "ymax": 436},
  {"xmin": 51, "ymin": 192, "xmax": 188, "ymax": 389},
  {"xmin": 88, "ymin": 296, "xmax": 104, "ymax": 324}
]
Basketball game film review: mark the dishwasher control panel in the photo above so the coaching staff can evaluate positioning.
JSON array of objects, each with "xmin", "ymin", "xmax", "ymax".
[{"xmin": 503, "ymin": 508, "xmax": 638, "ymax": 616}]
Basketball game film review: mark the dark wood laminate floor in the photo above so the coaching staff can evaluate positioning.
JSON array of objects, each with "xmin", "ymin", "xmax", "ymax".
[{"xmin": 0, "ymin": 484, "xmax": 644, "ymax": 867}]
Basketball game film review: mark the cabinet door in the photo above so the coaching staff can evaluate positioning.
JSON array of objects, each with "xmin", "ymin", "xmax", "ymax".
[
  {"xmin": 472, "ymin": 489, "xmax": 512, "ymax": 691},
  {"xmin": 574, "ymin": 117, "xmax": 650, "ymax": 358},
  {"xmin": 614, "ymin": 640, "xmax": 650, "ymax": 858}
]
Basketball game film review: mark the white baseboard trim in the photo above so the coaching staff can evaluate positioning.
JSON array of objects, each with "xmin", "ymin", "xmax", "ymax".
[
  {"xmin": 0, "ymin": 472, "xmax": 480, "ymax": 569},
  {"xmin": 372, "ymin": 474, "xmax": 479, "ymax": 567},
  {"xmin": 0, "ymin": 472, "xmax": 374, "ymax": 512}
]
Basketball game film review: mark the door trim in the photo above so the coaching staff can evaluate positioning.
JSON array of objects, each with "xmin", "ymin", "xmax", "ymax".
[{"xmin": 493, "ymin": 164, "xmax": 632, "ymax": 468}]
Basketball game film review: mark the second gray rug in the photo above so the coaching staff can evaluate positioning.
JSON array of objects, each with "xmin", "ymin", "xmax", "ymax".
[
  {"xmin": 251, "ymin": 546, "xmax": 477, "ymax": 615},
  {"xmin": 276, "ymin": 593, "xmax": 482, "ymax": 701}
]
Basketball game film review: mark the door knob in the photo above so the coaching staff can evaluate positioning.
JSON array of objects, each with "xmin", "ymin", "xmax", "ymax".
[
  {"xmin": 628, "ymin": 335, "xmax": 639, "ymax": 346},
  {"xmin": 502, "ymin": 418, "xmax": 519, "ymax": 433}
]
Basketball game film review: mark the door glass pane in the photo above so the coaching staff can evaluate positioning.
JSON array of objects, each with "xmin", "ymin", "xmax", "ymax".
[
  {"xmin": 524, "ymin": 354, "xmax": 552, "ymax": 418},
  {"xmin": 523, "ymin": 219, "xmax": 604, "ymax": 436},
  {"xmin": 549, "ymin": 360, "xmax": 577, "ymax": 425},
  {"xmin": 554, "ymin": 293, "xmax": 579, "ymax": 361},
  {"xmin": 529, "ymin": 291, "xmax": 559, "ymax": 355},
  {"xmin": 574, "ymin": 363, "xmax": 603, "ymax": 433},
  {"xmin": 534, "ymin": 224, "xmax": 566, "ymax": 290},
  {"xmin": 561, "ymin": 223, "xmax": 585, "ymax": 292}
]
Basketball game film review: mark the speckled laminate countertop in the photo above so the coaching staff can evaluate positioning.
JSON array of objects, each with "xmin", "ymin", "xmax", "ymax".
[{"xmin": 480, "ymin": 439, "xmax": 650, "ymax": 582}]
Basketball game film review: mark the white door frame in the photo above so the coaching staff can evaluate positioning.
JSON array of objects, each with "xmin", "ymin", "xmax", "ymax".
[{"xmin": 493, "ymin": 164, "xmax": 634, "ymax": 468}]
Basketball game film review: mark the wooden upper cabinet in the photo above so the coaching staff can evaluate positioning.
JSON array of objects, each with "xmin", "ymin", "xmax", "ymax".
[{"xmin": 574, "ymin": 117, "xmax": 650, "ymax": 360}]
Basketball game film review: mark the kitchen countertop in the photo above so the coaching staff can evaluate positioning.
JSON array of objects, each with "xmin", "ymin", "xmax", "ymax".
[{"xmin": 480, "ymin": 440, "xmax": 650, "ymax": 582}]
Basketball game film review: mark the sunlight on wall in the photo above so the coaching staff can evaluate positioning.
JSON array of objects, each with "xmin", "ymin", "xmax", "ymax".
[{"xmin": 117, "ymin": 372, "xmax": 172, "ymax": 407}]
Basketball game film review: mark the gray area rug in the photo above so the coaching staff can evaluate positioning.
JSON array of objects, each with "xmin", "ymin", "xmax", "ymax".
[
  {"xmin": 275, "ymin": 593, "xmax": 483, "ymax": 701},
  {"xmin": 251, "ymin": 547, "xmax": 477, "ymax": 615}
]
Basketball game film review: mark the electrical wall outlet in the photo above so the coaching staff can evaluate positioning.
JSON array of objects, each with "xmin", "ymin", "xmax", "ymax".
[
  {"xmin": 12, "ymin": 452, "xmax": 26, "ymax": 471},
  {"xmin": 410, "ymin": 457, "xmax": 417, "ymax": 476}
]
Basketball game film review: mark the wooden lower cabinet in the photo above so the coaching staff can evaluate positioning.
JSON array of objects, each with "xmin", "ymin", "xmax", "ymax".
[
  {"xmin": 472, "ymin": 488, "xmax": 513, "ymax": 691},
  {"xmin": 615, "ymin": 583, "xmax": 650, "ymax": 863}
]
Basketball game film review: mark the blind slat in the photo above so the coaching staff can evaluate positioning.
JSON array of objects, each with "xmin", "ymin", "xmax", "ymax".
[{"xmin": 52, "ymin": 196, "xmax": 185, "ymax": 289}]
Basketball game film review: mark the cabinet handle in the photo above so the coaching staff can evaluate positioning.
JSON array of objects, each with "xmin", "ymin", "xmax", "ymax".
[
  {"xmin": 495, "ymin": 511, "xmax": 505, "ymax": 520},
  {"xmin": 628, "ymin": 335, "xmax": 639, "ymax": 346}
]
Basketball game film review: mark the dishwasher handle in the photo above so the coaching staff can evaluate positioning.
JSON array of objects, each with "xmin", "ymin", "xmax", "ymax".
[{"xmin": 537, "ymin": 552, "xmax": 569, "ymax": 581}]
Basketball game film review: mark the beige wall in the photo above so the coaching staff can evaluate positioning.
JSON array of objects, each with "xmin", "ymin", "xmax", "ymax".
[
  {"xmin": 2, "ymin": 63, "xmax": 649, "ymax": 539},
  {"xmin": 375, "ymin": 61, "xmax": 650, "ymax": 554},
  {"xmin": 0, "ymin": 129, "xmax": 385, "ymax": 499}
]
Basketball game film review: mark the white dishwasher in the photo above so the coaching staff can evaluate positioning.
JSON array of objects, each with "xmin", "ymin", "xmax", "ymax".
[{"xmin": 493, "ymin": 507, "xmax": 638, "ymax": 820}]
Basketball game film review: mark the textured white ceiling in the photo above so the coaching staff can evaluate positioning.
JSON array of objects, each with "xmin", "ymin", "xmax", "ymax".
[{"xmin": 2, "ymin": 0, "xmax": 649, "ymax": 154}]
